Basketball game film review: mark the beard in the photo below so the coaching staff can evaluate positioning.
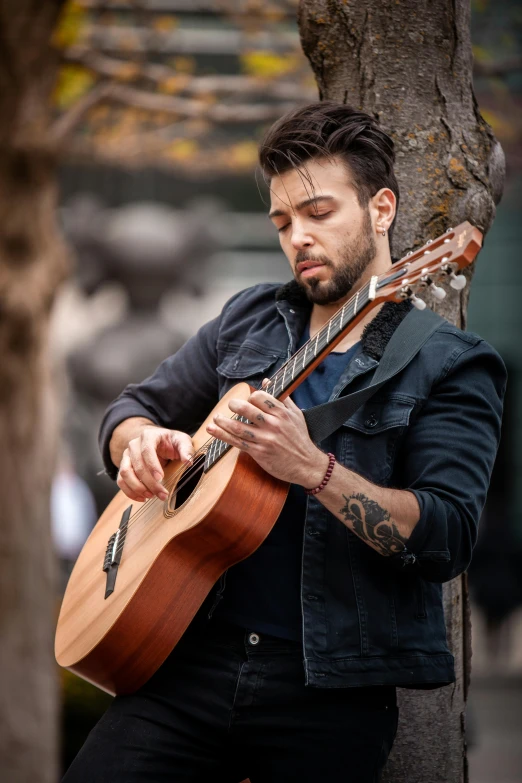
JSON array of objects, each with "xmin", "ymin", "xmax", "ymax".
[{"xmin": 294, "ymin": 209, "xmax": 377, "ymax": 306}]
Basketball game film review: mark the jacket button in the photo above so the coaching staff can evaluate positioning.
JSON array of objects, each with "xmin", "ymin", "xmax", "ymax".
[
  {"xmin": 400, "ymin": 550, "xmax": 417, "ymax": 566},
  {"xmin": 307, "ymin": 594, "xmax": 319, "ymax": 601},
  {"xmin": 365, "ymin": 414, "xmax": 378, "ymax": 428}
]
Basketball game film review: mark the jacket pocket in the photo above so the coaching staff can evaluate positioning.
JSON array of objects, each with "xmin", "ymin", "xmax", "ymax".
[
  {"xmin": 339, "ymin": 396, "xmax": 416, "ymax": 484},
  {"xmin": 216, "ymin": 344, "xmax": 282, "ymax": 393}
]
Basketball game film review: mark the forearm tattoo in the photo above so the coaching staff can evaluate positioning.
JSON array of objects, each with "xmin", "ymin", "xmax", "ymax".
[{"xmin": 339, "ymin": 493, "xmax": 407, "ymax": 556}]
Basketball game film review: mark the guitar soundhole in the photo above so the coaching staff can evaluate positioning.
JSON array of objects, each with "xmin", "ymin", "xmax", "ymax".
[{"xmin": 171, "ymin": 460, "xmax": 205, "ymax": 510}]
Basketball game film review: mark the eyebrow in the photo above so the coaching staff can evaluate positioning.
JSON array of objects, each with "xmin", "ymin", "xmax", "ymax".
[{"xmin": 268, "ymin": 195, "xmax": 335, "ymax": 220}]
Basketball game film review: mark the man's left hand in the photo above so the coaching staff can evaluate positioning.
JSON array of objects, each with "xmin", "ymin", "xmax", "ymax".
[{"xmin": 206, "ymin": 384, "xmax": 328, "ymax": 488}]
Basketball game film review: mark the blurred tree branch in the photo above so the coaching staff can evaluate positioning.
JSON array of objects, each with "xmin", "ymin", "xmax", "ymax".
[{"xmin": 62, "ymin": 44, "xmax": 315, "ymax": 99}]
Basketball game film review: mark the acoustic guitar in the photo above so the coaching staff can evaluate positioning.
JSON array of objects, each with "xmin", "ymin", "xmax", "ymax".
[{"xmin": 55, "ymin": 222, "xmax": 482, "ymax": 694}]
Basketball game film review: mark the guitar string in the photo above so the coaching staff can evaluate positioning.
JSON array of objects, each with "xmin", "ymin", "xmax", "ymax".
[{"xmin": 107, "ymin": 282, "xmax": 372, "ymax": 561}]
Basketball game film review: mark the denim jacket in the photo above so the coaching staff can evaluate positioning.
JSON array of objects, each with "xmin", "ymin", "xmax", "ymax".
[{"xmin": 99, "ymin": 281, "xmax": 506, "ymax": 689}]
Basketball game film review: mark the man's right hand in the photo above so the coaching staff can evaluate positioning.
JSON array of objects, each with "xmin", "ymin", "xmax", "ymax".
[{"xmin": 115, "ymin": 423, "xmax": 195, "ymax": 502}]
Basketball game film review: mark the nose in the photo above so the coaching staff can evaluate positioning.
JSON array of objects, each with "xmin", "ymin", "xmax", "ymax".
[{"xmin": 290, "ymin": 221, "xmax": 314, "ymax": 251}]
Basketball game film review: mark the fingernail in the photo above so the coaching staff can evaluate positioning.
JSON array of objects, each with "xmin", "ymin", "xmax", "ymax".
[
  {"xmin": 153, "ymin": 471, "xmax": 163, "ymax": 481},
  {"xmin": 159, "ymin": 491, "xmax": 168, "ymax": 501}
]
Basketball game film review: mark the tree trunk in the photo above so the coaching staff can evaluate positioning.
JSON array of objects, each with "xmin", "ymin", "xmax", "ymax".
[
  {"xmin": 0, "ymin": 3, "xmax": 69, "ymax": 780},
  {"xmin": 297, "ymin": 1, "xmax": 504, "ymax": 780}
]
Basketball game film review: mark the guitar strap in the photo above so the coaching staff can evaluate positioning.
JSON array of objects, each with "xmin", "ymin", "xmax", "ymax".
[{"xmin": 302, "ymin": 307, "xmax": 444, "ymax": 444}]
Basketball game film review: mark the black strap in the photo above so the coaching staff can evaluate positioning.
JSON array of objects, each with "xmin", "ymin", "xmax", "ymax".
[{"xmin": 302, "ymin": 307, "xmax": 444, "ymax": 444}]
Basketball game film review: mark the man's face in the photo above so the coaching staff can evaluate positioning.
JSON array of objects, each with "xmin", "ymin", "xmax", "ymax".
[{"xmin": 268, "ymin": 157, "xmax": 377, "ymax": 306}]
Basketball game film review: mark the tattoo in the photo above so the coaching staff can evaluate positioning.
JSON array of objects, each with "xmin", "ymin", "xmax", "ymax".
[
  {"xmin": 263, "ymin": 399, "xmax": 276, "ymax": 409},
  {"xmin": 339, "ymin": 493, "xmax": 407, "ymax": 556},
  {"xmin": 240, "ymin": 441, "xmax": 250, "ymax": 449},
  {"xmin": 242, "ymin": 429, "xmax": 255, "ymax": 439},
  {"xmin": 256, "ymin": 413, "xmax": 265, "ymax": 422}
]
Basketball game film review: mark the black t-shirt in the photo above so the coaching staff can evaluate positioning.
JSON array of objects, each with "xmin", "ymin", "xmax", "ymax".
[{"xmin": 213, "ymin": 328, "xmax": 360, "ymax": 640}]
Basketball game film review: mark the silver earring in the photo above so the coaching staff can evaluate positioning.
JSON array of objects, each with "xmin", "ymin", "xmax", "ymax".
[{"xmin": 382, "ymin": 230, "xmax": 386, "ymax": 236}]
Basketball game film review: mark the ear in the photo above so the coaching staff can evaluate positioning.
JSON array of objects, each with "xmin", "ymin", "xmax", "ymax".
[{"xmin": 369, "ymin": 188, "xmax": 396, "ymax": 234}]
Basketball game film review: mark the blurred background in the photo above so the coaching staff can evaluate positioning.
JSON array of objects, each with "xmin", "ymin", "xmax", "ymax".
[{"xmin": 42, "ymin": 0, "xmax": 522, "ymax": 779}]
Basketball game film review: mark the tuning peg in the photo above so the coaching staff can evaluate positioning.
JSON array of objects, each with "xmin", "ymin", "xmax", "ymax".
[
  {"xmin": 449, "ymin": 272, "xmax": 467, "ymax": 291},
  {"xmin": 430, "ymin": 283, "xmax": 447, "ymax": 301},
  {"xmin": 411, "ymin": 294, "xmax": 427, "ymax": 310}
]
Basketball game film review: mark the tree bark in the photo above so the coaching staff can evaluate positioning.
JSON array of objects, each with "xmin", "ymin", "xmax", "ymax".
[
  {"xmin": 0, "ymin": 2, "xmax": 69, "ymax": 780},
  {"xmin": 297, "ymin": 1, "xmax": 504, "ymax": 781}
]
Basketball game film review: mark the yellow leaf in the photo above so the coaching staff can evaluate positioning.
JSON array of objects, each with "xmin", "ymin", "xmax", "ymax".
[
  {"xmin": 241, "ymin": 51, "xmax": 301, "ymax": 79},
  {"xmin": 53, "ymin": 65, "xmax": 95, "ymax": 109},
  {"xmin": 52, "ymin": 0, "xmax": 87, "ymax": 50},
  {"xmin": 171, "ymin": 56, "xmax": 197, "ymax": 75},
  {"xmin": 158, "ymin": 75, "xmax": 189, "ymax": 94},
  {"xmin": 153, "ymin": 16, "xmax": 179, "ymax": 33},
  {"xmin": 166, "ymin": 139, "xmax": 199, "ymax": 161},
  {"xmin": 229, "ymin": 141, "xmax": 259, "ymax": 168},
  {"xmin": 480, "ymin": 109, "xmax": 517, "ymax": 141},
  {"xmin": 472, "ymin": 45, "xmax": 493, "ymax": 63}
]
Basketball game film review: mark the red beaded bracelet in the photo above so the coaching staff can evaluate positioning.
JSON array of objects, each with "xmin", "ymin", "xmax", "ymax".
[{"xmin": 305, "ymin": 452, "xmax": 336, "ymax": 496}]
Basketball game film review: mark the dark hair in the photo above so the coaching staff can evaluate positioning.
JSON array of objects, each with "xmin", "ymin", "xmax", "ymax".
[{"xmin": 259, "ymin": 101, "xmax": 400, "ymax": 244}]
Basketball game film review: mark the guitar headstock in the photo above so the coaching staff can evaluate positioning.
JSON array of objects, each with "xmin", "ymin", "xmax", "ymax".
[{"xmin": 375, "ymin": 222, "xmax": 483, "ymax": 310}]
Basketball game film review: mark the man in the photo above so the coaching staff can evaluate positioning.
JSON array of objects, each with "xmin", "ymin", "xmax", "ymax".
[{"xmin": 64, "ymin": 102, "xmax": 506, "ymax": 782}]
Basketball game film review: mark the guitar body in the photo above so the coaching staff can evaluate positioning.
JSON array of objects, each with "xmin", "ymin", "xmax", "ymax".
[{"xmin": 55, "ymin": 383, "xmax": 289, "ymax": 695}]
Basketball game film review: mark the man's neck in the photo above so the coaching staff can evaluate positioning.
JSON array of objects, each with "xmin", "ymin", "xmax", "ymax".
[{"xmin": 309, "ymin": 254, "xmax": 391, "ymax": 352}]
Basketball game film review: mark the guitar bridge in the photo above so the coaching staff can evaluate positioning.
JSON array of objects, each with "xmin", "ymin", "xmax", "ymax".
[{"xmin": 102, "ymin": 505, "xmax": 132, "ymax": 599}]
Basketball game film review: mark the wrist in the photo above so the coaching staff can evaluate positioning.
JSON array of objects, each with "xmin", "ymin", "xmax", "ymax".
[
  {"xmin": 304, "ymin": 452, "xmax": 336, "ymax": 496},
  {"xmin": 109, "ymin": 416, "xmax": 157, "ymax": 467},
  {"xmin": 299, "ymin": 450, "xmax": 331, "ymax": 490}
]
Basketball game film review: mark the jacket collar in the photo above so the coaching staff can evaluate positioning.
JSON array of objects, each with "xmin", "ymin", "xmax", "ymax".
[{"xmin": 275, "ymin": 279, "xmax": 412, "ymax": 361}]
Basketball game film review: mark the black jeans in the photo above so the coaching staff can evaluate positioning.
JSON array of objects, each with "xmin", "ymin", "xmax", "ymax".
[{"xmin": 63, "ymin": 616, "xmax": 398, "ymax": 782}]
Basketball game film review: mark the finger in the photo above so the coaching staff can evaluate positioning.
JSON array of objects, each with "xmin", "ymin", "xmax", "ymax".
[
  {"xmin": 128, "ymin": 439, "xmax": 167, "ymax": 497},
  {"xmin": 228, "ymin": 398, "xmax": 270, "ymax": 425},
  {"xmin": 249, "ymin": 389, "xmax": 283, "ymax": 413},
  {"xmin": 206, "ymin": 418, "xmax": 256, "ymax": 451},
  {"xmin": 213, "ymin": 414, "xmax": 259, "ymax": 441},
  {"xmin": 116, "ymin": 471, "xmax": 150, "ymax": 503},
  {"xmin": 140, "ymin": 431, "xmax": 170, "ymax": 482},
  {"xmin": 283, "ymin": 395, "xmax": 302, "ymax": 413},
  {"xmin": 118, "ymin": 449, "xmax": 154, "ymax": 497},
  {"xmin": 261, "ymin": 378, "xmax": 270, "ymax": 389},
  {"xmin": 170, "ymin": 431, "xmax": 195, "ymax": 464}
]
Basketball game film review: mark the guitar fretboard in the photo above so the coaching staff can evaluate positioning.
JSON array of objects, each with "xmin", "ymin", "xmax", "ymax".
[{"xmin": 204, "ymin": 280, "xmax": 373, "ymax": 472}]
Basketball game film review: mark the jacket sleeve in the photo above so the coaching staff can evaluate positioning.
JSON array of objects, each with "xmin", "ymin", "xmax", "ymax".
[
  {"xmin": 98, "ymin": 314, "xmax": 222, "ymax": 480},
  {"xmin": 392, "ymin": 338, "xmax": 507, "ymax": 582}
]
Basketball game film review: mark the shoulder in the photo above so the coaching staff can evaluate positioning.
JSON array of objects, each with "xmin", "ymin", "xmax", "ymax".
[
  {"xmin": 221, "ymin": 282, "xmax": 283, "ymax": 316},
  {"xmin": 426, "ymin": 319, "xmax": 506, "ymax": 391}
]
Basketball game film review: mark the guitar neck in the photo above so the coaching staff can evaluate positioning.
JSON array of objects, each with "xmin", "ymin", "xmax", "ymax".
[{"xmin": 265, "ymin": 278, "xmax": 376, "ymax": 400}]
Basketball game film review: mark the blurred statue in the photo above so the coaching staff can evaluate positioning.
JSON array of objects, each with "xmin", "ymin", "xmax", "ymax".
[{"xmin": 60, "ymin": 195, "xmax": 223, "ymax": 513}]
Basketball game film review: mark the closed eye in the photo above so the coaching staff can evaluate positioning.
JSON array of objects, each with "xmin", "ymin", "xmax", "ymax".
[{"xmin": 311, "ymin": 211, "xmax": 332, "ymax": 220}]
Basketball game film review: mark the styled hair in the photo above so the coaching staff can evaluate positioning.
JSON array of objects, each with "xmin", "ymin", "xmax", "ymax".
[{"xmin": 259, "ymin": 101, "xmax": 400, "ymax": 244}]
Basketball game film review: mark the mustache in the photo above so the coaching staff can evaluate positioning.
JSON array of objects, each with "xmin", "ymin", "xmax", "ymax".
[{"xmin": 295, "ymin": 251, "xmax": 333, "ymax": 267}]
